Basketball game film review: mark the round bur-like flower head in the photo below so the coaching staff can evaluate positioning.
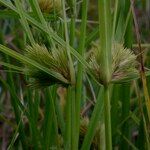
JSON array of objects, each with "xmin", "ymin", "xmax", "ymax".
[
  {"xmin": 87, "ymin": 42, "xmax": 138, "ymax": 84},
  {"xmin": 112, "ymin": 43, "xmax": 138, "ymax": 82},
  {"xmin": 24, "ymin": 44, "xmax": 71, "ymax": 88}
]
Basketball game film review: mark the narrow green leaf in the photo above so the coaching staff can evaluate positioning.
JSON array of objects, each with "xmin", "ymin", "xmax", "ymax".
[{"xmin": 0, "ymin": 45, "xmax": 69, "ymax": 84}]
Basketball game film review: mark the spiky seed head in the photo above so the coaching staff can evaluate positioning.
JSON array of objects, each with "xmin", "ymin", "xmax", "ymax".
[
  {"xmin": 24, "ymin": 43, "xmax": 71, "ymax": 88},
  {"xmin": 87, "ymin": 42, "xmax": 138, "ymax": 84},
  {"xmin": 88, "ymin": 45, "xmax": 105, "ymax": 84},
  {"xmin": 112, "ymin": 43, "xmax": 138, "ymax": 82},
  {"xmin": 38, "ymin": 0, "xmax": 61, "ymax": 13}
]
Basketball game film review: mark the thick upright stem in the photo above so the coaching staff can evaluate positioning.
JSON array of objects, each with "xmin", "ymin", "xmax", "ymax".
[
  {"xmin": 98, "ymin": 0, "xmax": 112, "ymax": 148},
  {"xmin": 65, "ymin": 86, "xmax": 76, "ymax": 150},
  {"xmin": 104, "ymin": 85, "xmax": 112, "ymax": 150}
]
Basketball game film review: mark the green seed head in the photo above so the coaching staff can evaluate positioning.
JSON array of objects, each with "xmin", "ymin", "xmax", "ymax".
[
  {"xmin": 38, "ymin": 0, "xmax": 61, "ymax": 13},
  {"xmin": 87, "ymin": 42, "xmax": 138, "ymax": 84},
  {"xmin": 112, "ymin": 43, "xmax": 138, "ymax": 82},
  {"xmin": 24, "ymin": 43, "xmax": 71, "ymax": 88}
]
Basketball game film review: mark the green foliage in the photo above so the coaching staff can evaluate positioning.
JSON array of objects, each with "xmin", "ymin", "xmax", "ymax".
[{"xmin": 0, "ymin": 0, "xmax": 150, "ymax": 149}]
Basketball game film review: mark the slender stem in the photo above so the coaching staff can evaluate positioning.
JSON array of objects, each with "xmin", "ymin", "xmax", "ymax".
[
  {"xmin": 121, "ymin": 84, "xmax": 130, "ymax": 150},
  {"xmin": 121, "ymin": 2, "xmax": 132, "ymax": 147},
  {"xmin": 43, "ymin": 87, "xmax": 59, "ymax": 149},
  {"xmin": 104, "ymin": 85, "xmax": 112, "ymax": 150},
  {"xmin": 62, "ymin": 0, "xmax": 75, "ymax": 84},
  {"xmin": 69, "ymin": 0, "xmax": 76, "ymax": 46},
  {"xmin": 15, "ymin": 0, "xmax": 35, "ymax": 44},
  {"xmin": 54, "ymin": 95, "xmax": 65, "ymax": 139},
  {"xmin": 134, "ymin": 81, "xmax": 150, "ymax": 149},
  {"xmin": 76, "ymin": 0, "xmax": 88, "ymax": 148},
  {"xmin": 70, "ymin": 16, "xmax": 75, "ymax": 46},
  {"xmin": 64, "ymin": 86, "xmax": 71, "ymax": 150},
  {"xmin": 71, "ymin": 86, "xmax": 76, "ymax": 150},
  {"xmin": 112, "ymin": 0, "xmax": 119, "ymax": 41},
  {"xmin": 81, "ymin": 87, "xmax": 104, "ymax": 150},
  {"xmin": 133, "ymin": 43, "xmax": 150, "ymax": 48},
  {"xmin": 27, "ymin": 90, "xmax": 40, "ymax": 149},
  {"xmin": 131, "ymin": 0, "xmax": 150, "ymax": 121},
  {"xmin": 6, "ymin": 56, "xmax": 27, "ymax": 149}
]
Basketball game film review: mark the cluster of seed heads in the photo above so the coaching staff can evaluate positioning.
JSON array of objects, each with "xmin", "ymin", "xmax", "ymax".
[{"xmin": 24, "ymin": 41, "xmax": 138, "ymax": 88}]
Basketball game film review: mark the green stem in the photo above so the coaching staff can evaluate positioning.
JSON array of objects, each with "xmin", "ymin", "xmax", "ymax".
[
  {"xmin": 112, "ymin": 0, "xmax": 119, "ymax": 41},
  {"xmin": 104, "ymin": 85, "xmax": 112, "ymax": 150},
  {"xmin": 70, "ymin": 16, "xmax": 75, "ymax": 46},
  {"xmin": 64, "ymin": 86, "xmax": 72, "ymax": 150},
  {"xmin": 65, "ymin": 86, "xmax": 76, "ymax": 150},
  {"xmin": 15, "ymin": 0, "xmax": 35, "ymax": 44},
  {"xmin": 27, "ymin": 89, "xmax": 40, "ymax": 149},
  {"xmin": 98, "ymin": 0, "xmax": 112, "ymax": 82},
  {"xmin": 54, "ymin": 95, "xmax": 65, "ymax": 139},
  {"xmin": 76, "ymin": 0, "xmax": 88, "ymax": 148},
  {"xmin": 98, "ymin": 0, "xmax": 112, "ymax": 148},
  {"xmin": 111, "ymin": 84, "xmax": 120, "ymax": 141},
  {"xmin": 81, "ymin": 87, "xmax": 104, "ymax": 150},
  {"xmin": 131, "ymin": 0, "xmax": 150, "ymax": 123},
  {"xmin": 120, "ymin": 84, "xmax": 130, "ymax": 150},
  {"xmin": 43, "ymin": 87, "xmax": 59, "ymax": 149},
  {"xmin": 71, "ymin": 86, "xmax": 76, "ymax": 150},
  {"xmin": 62, "ymin": 0, "xmax": 75, "ymax": 84},
  {"xmin": 121, "ymin": 1, "xmax": 133, "ymax": 147},
  {"xmin": 69, "ymin": 0, "xmax": 76, "ymax": 46}
]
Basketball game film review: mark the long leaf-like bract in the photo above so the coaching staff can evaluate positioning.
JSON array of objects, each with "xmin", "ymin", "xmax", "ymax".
[{"xmin": 0, "ymin": 45, "xmax": 69, "ymax": 84}]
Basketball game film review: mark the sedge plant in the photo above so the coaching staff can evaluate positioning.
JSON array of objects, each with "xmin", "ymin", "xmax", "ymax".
[{"xmin": 0, "ymin": 0, "xmax": 150, "ymax": 149}]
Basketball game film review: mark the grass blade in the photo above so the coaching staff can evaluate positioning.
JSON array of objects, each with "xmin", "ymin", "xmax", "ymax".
[{"xmin": 0, "ymin": 45, "xmax": 69, "ymax": 84}]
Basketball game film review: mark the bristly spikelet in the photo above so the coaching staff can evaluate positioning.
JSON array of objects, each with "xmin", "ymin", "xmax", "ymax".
[
  {"xmin": 112, "ymin": 43, "xmax": 138, "ymax": 81},
  {"xmin": 88, "ymin": 45, "xmax": 105, "ymax": 84},
  {"xmin": 87, "ymin": 42, "xmax": 138, "ymax": 84},
  {"xmin": 38, "ymin": 0, "xmax": 61, "ymax": 13},
  {"xmin": 24, "ymin": 43, "xmax": 71, "ymax": 88}
]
